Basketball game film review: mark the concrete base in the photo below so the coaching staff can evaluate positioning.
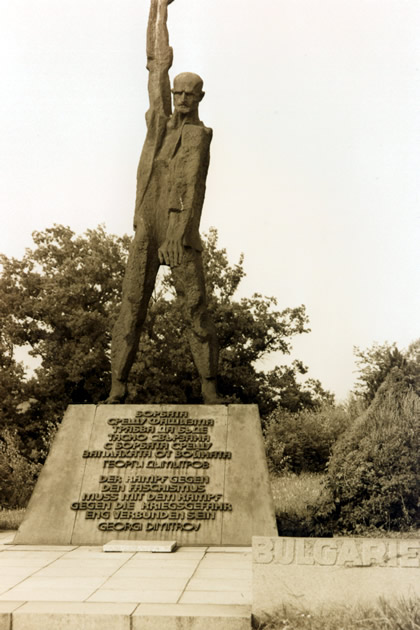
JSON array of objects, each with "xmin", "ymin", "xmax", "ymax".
[
  {"xmin": 0, "ymin": 540, "xmax": 251, "ymax": 630},
  {"xmin": 14, "ymin": 404, "xmax": 277, "ymax": 546}
]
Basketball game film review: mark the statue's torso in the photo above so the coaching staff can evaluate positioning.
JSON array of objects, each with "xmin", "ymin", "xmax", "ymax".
[{"xmin": 134, "ymin": 113, "xmax": 212, "ymax": 251}]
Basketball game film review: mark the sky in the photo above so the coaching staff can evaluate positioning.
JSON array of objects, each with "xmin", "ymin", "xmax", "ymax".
[{"xmin": 1, "ymin": 0, "xmax": 419, "ymax": 400}]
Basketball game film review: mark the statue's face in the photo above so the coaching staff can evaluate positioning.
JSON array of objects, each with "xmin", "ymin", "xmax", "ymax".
[{"xmin": 172, "ymin": 73, "xmax": 204, "ymax": 115}]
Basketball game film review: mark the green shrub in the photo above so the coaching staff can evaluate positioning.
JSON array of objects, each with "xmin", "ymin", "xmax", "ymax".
[
  {"xmin": 314, "ymin": 369, "xmax": 420, "ymax": 533},
  {"xmin": 0, "ymin": 508, "xmax": 25, "ymax": 530},
  {"xmin": 0, "ymin": 429, "xmax": 41, "ymax": 509},
  {"xmin": 264, "ymin": 405, "xmax": 348, "ymax": 474},
  {"xmin": 271, "ymin": 472, "xmax": 324, "ymax": 536}
]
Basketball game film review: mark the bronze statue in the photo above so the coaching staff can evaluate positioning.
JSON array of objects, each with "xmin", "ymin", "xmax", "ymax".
[{"xmin": 107, "ymin": 0, "xmax": 221, "ymax": 404}]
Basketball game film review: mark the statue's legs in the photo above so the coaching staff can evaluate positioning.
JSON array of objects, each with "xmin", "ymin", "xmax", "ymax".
[
  {"xmin": 171, "ymin": 249, "xmax": 221, "ymax": 403},
  {"xmin": 108, "ymin": 233, "xmax": 160, "ymax": 402}
]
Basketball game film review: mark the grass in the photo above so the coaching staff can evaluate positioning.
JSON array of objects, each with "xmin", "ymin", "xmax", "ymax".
[
  {"xmin": 270, "ymin": 472, "xmax": 324, "ymax": 536},
  {"xmin": 0, "ymin": 508, "xmax": 25, "ymax": 530},
  {"xmin": 270, "ymin": 472, "xmax": 324, "ymax": 515},
  {"xmin": 254, "ymin": 597, "xmax": 420, "ymax": 629}
]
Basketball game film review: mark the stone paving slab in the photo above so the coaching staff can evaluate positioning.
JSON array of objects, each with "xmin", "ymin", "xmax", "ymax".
[
  {"xmin": 194, "ymin": 567, "xmax": 248, "ymax": 579},
  {"xmin": 0, "ymin": 570, "xmax": 38, "ymax": 581},
  {"xmin": 88, "ymin": 589, "xmax": 183, "ymax": 603},
  {"xmin": 208, "ymin": 547, "xmax": 252, "ymax": 553},
  {"xmin": 34, "ymin": 564, "xmax": 127, "ymax": 578},
  {"xmin": 187, "ymin": 577, "xmax": 252, "ymax": 592},
  {"xmin": 135, "ymin": 603, "xmax": 251, "ymax": 617},
  {"xmin": 172, "ymin": 546, "xmax": 210, "ymax": 554},
  {"xmin": 0, "ymin": 551, "xmax": 66, "ymax": 564},
  {"xmin": 0, "ymin": 588, "xmax": 101, "ymax": 602},
  {"xmin": 65, "ymin": 548, "xmax": 133, "ymax": 558},
  {"xmin": 101, "ymin": 576, "xmax": 191, "ymax": 590},
  {"xmin": 5, "ymin": 545, "xmax": 77, "ymax": 552},
  {"xmin": 0, "ymin": 602, "xmax": 25, "ymax": 612},
  {"xmin": 132, "ymin": 603, "xmax": 252, "ymax": 630},
  {"xmin": 115, "ymin": 565, "xmax": 196, "ymax": 578},
  {"xmin": 0, "ymin": 536, "xmax": 252, "ymax": 629},
  {"xmin": 0, "ymin": 579, "xmax": 32, "ymax": 593},
  {"xmin": 126, "ymin": 551, "xmax": 205, "ymax": 561},
  {"xmin": 10, "ymin": 576, "xmax": 108, "ymax": 590},
  {"xmin": 12, "ymin": 601, "xmax": 137, "ymax": 630},
  {"xmin": 179, "ymin": 591, "xmax": 252, "ymax": 605}
]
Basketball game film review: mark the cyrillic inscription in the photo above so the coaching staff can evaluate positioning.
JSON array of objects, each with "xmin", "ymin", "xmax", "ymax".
[{"xmin": 70, "ymin": 409, "xmax": 233, "ymax": 534}]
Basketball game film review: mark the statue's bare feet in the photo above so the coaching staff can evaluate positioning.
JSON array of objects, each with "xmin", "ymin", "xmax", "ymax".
[
  {"xmin": 201, "ymin": 378, "xmax": 233, "ymax": 405},
  {"xmin": 104, "ymin": 380, "xmax": 127, "ymax": 404}
]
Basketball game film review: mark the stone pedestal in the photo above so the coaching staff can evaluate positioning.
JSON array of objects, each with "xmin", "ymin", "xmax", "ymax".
[{"xmin": 14, "ymin": 404, "xmax": 277, "ymax": 546}]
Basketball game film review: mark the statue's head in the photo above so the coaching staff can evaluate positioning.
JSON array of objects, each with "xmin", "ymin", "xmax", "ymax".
[{"xmin": 172, "ymin": 72, "xmax": 204, "ymax": 117}]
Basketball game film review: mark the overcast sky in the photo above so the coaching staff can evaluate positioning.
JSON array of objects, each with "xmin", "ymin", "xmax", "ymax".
[{"xmin": 1, "ymin": 0, "xmax": 419, "ymax": 400}]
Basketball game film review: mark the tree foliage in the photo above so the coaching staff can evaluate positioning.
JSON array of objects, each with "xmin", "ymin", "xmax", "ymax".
[
  {"xmin": 1, "ymin": 224, "xmax": 129, "ymax": 404},
  {"xmin": 315, "ymin": 368, "xmax": 420, "ymax": 533},
  {"xmin": 0, "ymin": 224, "xmax": 328, "ymax": 465},
  {"xmin": 126, "ymin": 229, "xmax": 331, "ymax": 416},
  {"xmin": 264, "ymin": 403, "xmax": 347, "ymax": 475},
  {"xmin": 0, "ymin": 332, "xmax": 26, "ymax": 428},
  {"xmin": 0, "ymin": 224, "xmax": 129, "ymax": 459},
  {"xmin": 354, "ymin": 340, "xmax": 420, "ymax": 403},
  {"xmin": 0, "ymin": 428, "xmax": 41, "ymax": 509}
]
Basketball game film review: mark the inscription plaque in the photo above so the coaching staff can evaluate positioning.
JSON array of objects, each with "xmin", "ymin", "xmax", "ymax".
[
  {"xmin": 69, "ymin": 409, "xmax": 232, "ymax": 536},
  {"xmin": 14, "ymin": 405, "xmax": 277, "ymax": 545}
]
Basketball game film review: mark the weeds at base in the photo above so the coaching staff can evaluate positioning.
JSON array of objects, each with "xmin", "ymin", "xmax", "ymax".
[
  {"xmin": 0, "ymin": 508, "xmax": 26, "ymax": 530},
  {"xmin": 254, "ymin": 597, "xmax": 420, "ymax": 630}
]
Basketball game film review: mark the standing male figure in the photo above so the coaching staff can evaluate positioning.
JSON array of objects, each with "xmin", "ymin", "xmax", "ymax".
[{"xmin": 107, "ymin": 0, "xmax": 221, "ymax": 404}]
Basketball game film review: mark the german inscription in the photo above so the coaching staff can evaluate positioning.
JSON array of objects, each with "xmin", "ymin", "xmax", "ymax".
[{"xmin": 70, "ymin": 409, "xmax": 232, "ymax": 534}]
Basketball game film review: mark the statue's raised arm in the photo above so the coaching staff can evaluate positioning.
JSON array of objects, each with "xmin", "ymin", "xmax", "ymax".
[{"xmin": 146, "ymin": 0, "xmax": 174, "ymax": 118}]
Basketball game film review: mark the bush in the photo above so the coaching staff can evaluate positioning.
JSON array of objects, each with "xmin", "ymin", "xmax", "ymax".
[
  {"xmin": 0, "ymin": 429, "xmax": 41, "ymax": 509},
  {"xmin": 271, "ymin": 472, "xmax": 324, "ymax": 536},
  {"xmin": 0, "ymin": 508, "xmax": 25, "ymax": 530},
  {"xmin": 264, "ymin": 405, "xmax": 348, "ymax": 474},
  {"xmin": 314, "ymin": 368, "xmax": 420, "ymax": 533}
]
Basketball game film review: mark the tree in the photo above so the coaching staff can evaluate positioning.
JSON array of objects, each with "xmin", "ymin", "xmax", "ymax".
[
  {"xmin": 265, "ymin": 403, "xmax": 348, "ymax": 475},
  {"xmin": 0, "ymin": 333, "xmax": 42, "ymax": 508},
  {"xmin": 0, "ymin": 224, "xmax": 327, "ymax": 458},
  {"xmin": 0, "ymin": 224, "xmax": 129, "ymax": 457},
  {"xmin": 0, "ymin": 331, "xmax": 26, "ymax": 429},
  {"xmin": 353, "ymin": 340, "xmax": 420, "ymax": 403},
  {"xmin": 315, "ymin": 368, "xmax": 420, "ymax": 533}
]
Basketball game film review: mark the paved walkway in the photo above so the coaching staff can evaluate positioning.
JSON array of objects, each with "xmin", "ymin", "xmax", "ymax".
[{"xmin": 0, "ymin": 531, "xmax": 251, "ymax": 629}]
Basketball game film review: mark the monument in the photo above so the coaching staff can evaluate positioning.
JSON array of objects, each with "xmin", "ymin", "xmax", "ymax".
[
  {"xmin": 107, "ymin": 0, "xmax": 221, "ymax": 405},
  {"xmin": 14, "ymin": 0, "xmax": 277, "ymax": 547}
]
